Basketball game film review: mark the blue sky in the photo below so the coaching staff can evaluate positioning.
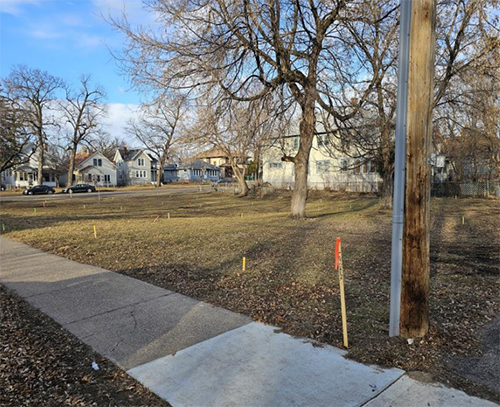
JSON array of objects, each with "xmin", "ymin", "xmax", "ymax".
[
  {"xmin": 0, "ymin": 0, "xmax": 148, "ymax": 105},
  {"xmin": 0, "ymin": 0, "xmax": 157, "ymax": 141}
]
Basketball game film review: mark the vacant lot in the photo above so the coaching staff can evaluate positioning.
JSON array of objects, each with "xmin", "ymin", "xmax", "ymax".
[{"xmin": 1, "ymin": 191, "xmax": 499, "ymax": 400}]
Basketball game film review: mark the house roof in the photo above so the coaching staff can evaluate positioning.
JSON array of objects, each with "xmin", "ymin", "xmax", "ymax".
[
  {"xmin": 195, "ymin": 148, "xmax": 228, "ymax": 159},
  {"xmin": 76, "ymin": 152, "xmax": 115, "ymax": 170},
  {"xmin": 118, "ymin": 148, "xmax": 144, "ymax": 161},
  {"xmin": 165, "ymin": 159, "xmax": 220, "ymax": 171},
  {"xmin": 75, "ymin": 152, "xmax": 92, "ymax": 167},
  {"xmin": 146, "ymin": 153, "xmax": 157, "ymax": 163},
  {"xmin": 195, "ymin": 147, "xmax": 249, "ymax": 159},
  {"xmin": 17, "ymin": 165, "xmax": 36, "ymax": 172}
]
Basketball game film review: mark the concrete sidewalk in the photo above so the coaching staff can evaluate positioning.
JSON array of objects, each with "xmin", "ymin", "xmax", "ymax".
[{"xmin": 1, "ymin": 237, "xmax": 497, "ymax": 407}]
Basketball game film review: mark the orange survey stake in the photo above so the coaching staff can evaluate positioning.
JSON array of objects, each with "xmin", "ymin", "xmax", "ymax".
[{"xmin": 335, "ymin": 238, "xmax": 348, "ymax": 348}]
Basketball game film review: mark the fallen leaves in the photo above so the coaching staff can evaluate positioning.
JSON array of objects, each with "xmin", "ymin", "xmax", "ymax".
[{"xmin": 0, "ymin": 285, "xmax": 171, "ymax": 407}]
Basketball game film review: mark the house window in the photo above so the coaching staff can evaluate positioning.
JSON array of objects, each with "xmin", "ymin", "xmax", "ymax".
[
  {"xmin": 138, "ymin": 158, "xmax": 145, "ymax": 166},
  {"xmin": 93, "ymin": 158, "xmax": 102, "ymax": 167},
  {"xmin": 104, "ymin": 174, "xmax": 110, "ymax": 182},
  {"xmin": 269, "ymin": 162, "xmax": 283, "ymax": 169},
  {"xmin": 316, "ymin": 160, "xmax": 330, "ymax": 174},
  {"xmin": 317, "ymin": 135, "xmax": 328, "ymax": 147},
  {"xmin": 369, "ymin": 160, "xmax": 376, "ymax": 173},
  {"xmin": 135, "ymin": 170, "xmax": 147, "ymax": 178},
  {"xmin": 340, "ymin": 158, "xmax": 349, "ymax": 172},
  {"xmin": 293, "ymin": 137, "xmax": 299, "ymax": 150},
  {"xmin": 363, "ymin": 161, "xmax": 368, "ymax": 173},
  {"xmin": 193, "ymin": 169, "xmax": 202, "ymax": 176}
]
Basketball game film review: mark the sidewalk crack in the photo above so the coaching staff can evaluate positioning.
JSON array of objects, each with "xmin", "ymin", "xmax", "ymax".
[
  {"xmin": 109, "ymin": 306, "xmax": 139, "ymax": 353},
  {"xmin": 62, "ymin": 291, "xmax": 174, "ymax": 326}
]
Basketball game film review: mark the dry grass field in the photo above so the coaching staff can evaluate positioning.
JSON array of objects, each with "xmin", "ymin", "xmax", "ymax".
[{"xmin": 1, "ymin": 190, "xmax": 499, "ymax": 400}]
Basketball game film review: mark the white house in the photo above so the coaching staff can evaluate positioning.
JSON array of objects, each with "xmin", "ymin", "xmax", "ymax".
[
  {"xmin": 72, "ymin": 152, "xmax": 117, "ymax": 187},
  {"xmin": 263, "ymin": 133, "xmax": 381, "ymax": 192},
  {"xmin": 114, "ymin": 148, "xmax": 158, "ymax": 186},
  {"xmin": 1, "ymin": 143, "xmax": 58, "ymax": 189}
]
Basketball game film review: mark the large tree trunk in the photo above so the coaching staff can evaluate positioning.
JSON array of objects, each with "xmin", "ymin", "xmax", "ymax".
[
  {"xmin": 67, "ymin": 147, "xmax": 77, "ymax": 187},
  {"xmin": 290, "ymin": 97, "xmax": 315, "ymax": 219},
  {"xmin": 400, "ymin": 0, "xmax": 436, "ymax": 339},
  {"xmin": 157, "ymin": 156, "xmax": 166, "ymax": 188},
  {"xmin": 37, "ymin": 142, "xmax": 44, "ymax": 185},
  {"xmin": 236, "ymin": 175, "xmax": 249, "ymax": 197},
  {"xmin": 233, "ymin": 164, "xmax": 249, "ymax": 197},
  {"xmin": 254, "ymin": 148, "xmax": 261, "ymax": 184},
  {"xmin": 381, "ymin": 167, "xmax": 393, "ymax": 207}
]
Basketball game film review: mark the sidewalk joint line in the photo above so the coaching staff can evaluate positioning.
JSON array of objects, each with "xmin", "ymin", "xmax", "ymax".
[{"xmin": 358, "ymin": 373, "xmax": 406, "ymax": 407}]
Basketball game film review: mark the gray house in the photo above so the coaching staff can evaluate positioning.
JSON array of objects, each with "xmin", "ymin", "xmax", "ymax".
[
  {"xmin": 114, "ymin": 148, "xmax": 158, "ymax": 186},
  {"xmin": 164, "ymin": 159, "xmax": 220, "ymax": 183}
]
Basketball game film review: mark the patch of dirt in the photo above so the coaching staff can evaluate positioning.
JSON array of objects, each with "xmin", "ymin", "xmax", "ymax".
[{"xmin": 0, "ymin": 285, "xmax": 170, "ymax": 407}]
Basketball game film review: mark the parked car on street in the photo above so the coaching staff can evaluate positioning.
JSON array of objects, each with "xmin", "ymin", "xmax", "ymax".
[
  {"xmin": 62, "ymin": 184, "xmax": 96, "ymax": 194},
  {"xmin": 23, "ymin": 185, "xmax": 55, "ymax": 195},
  {"xmin": 216, "ymin": 178, "xmax": 237, "ymax": 184}
]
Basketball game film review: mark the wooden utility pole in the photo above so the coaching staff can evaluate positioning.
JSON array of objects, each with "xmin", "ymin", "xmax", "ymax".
[{"xmin": 400, "ymin": 0, "xmax": 437, "ymax": 338}]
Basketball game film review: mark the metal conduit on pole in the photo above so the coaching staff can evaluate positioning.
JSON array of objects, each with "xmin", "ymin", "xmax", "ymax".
[{"xmin": 389, "ymin": 0, "xmax": 412, "ymax": 337}]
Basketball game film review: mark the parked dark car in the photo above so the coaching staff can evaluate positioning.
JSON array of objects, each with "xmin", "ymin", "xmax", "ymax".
[
  {"xmin": 62, "ymin": 184, "xmax": 96, "ymax": 194},
  {"xmin": 23, "ymin": 185, "xmax": 55, "ymax": 195},
  {"xmin": 216, "ymin": 178, "xmax": 237, "ymax": 184}
]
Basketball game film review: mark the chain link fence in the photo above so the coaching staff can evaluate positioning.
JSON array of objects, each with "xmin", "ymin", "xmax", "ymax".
[{"xmin": 431, "ymin": 181, "xmax": 500, "ymax": 198}]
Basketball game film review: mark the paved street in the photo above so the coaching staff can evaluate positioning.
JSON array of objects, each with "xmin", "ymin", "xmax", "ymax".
[
  {"xmin": 1, "ymin": 237, "xmax": 498, "ymax": 407},
  {"xmin": 0, "ymin": 186, "xmax": 211, "ymax": 202}
]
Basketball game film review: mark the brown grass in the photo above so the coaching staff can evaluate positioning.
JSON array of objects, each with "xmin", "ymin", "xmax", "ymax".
[{"xmin": 1, "ymin": 191, "xmax": 499, "ymax": 400}]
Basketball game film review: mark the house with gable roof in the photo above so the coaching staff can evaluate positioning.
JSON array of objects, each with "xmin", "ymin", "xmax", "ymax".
[
  {"xmin": 72, "ymin": 151, "xmax": 117, "ymax": 186},
  {"xmin": 113, "ymin": 147, "xmax": 158, "ymax": 186}
]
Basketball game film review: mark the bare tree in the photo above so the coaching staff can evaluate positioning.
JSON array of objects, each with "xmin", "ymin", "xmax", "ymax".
[
  {"xmin": 0, "ymin": 91, "xmax": 34, "ymax": 173},
  {"xmin": 190, "ymin": 93, "xmax": 279, "ymax": 196},
  {"xmin": 91, "ymin": 133, "xmax": 128, "ymax": 160},
  {"xmin": 45, "ymin": 137, "xmax": 70, "ymax": 187},
  {"xmin": 437, "ymin": 70, "xmax": 500, "ymax": 182},
  {"xmin": 127, "ymin": 95, "xmax": 187, "ymax": 187},
  {"xmin": 334, "ymin": 0, "xmax": 398, "ymax": 204},
  {"xmin": 325, "ymin": 0, "xmax": 499, "ymax": 204},
  {"xmin": 433, "ymin": 0, "xmax": 499, "ymax": 109},
  {"xmin": 109, "ymin": 0, "xmax": 380, "ymax": 217},
  {"xmin": 60, "ymin": 75, "xmax": 107, "ymax": 186},
  {"xmin": 2, "ymin": 66, "xmax": 64, "ymax": 184}
]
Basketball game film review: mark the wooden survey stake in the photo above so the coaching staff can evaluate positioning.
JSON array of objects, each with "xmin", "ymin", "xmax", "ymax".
[{"xmin": 335, "ymin": 238, "xmax": 348, "ymax": 348}]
